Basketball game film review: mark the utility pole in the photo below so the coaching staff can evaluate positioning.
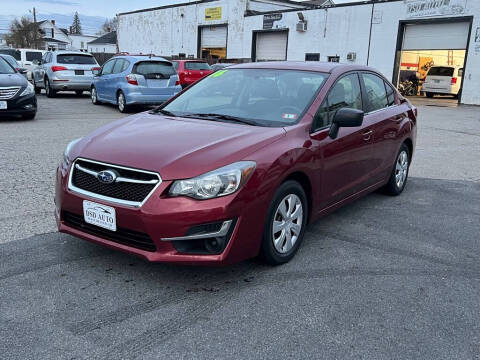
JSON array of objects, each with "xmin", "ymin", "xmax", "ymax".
[{"xmin": 33, "ymin": 7, "xmax": 38, "ymax": 49}]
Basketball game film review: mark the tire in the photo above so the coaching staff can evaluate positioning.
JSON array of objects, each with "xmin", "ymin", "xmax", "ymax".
[
  {"xmin": 260, "ymin": 180, "xmax": 308, "ymax": 265},
  {"xmin": 383, "ymin": 143, "xmax": 410, "ymax": 196},
  {"xmin": 75, "ymin": 90, "xmax": 83, "ymax": 96},
  {"xmin": 45, "ymin": 78, "xmax": 56, "ymax": 98},
  {"xmin": 117, "ymin": 91, "xmax": 129, "ymax": 113},
  {"xmin": 91, "ymin": 87, "xmax": 100, "ymax": 105},
  {"xmin": 426, "ymin": 92, "xmax": 434, "ymax": 98},
  {"xmin": 22, "ymin": 112, "xmax": 36, "ymax": 120},
  {"xmin": 33, "ymin": 80, "xmax": 41, "ymax": 94}
]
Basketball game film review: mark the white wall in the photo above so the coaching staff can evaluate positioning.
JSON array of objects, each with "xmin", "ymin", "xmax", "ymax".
[
  {"xmin": 70, "ymin": 34, "xmax": 98, "ymax": 51},
  {"xmin": 118, "ymin": 0, "xmax": 480, "ymax": 105}
]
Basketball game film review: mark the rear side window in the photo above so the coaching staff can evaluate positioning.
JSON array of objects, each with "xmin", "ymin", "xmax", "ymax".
[
  {"xmin": 457, "ymin": 68, "xmax": 464, "ymax": 77},
  {"xmin": 362, "ymin": 73, "xmax": 388, "ymax": 112},
  {"xmin": 133, "ymin": 61, "xmax": 176, "ymax": 79},
  {"xmin": 185, "ymin": 62, "xmax": 211, "ymax": 70},
  {"xmin": 428, "ymin": 67, "xmax": 454, "ymax": 77},
  {"xmin": 57, "ymin": 54, "xmax": 97, "ymax": 65},
  {"xmin": 385, "ymin": 82, "xmax": 396, "ymax": 106},
  {"xmin": 26, "ymin": 51, "xmax": 42, "ymax": 62},
  {"xmin": 0, "ymin": 57, "xmax": 15, "ymax": 74}
]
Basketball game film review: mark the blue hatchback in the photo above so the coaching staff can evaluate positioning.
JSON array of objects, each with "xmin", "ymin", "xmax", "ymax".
[{"xmin": 91, "ymin": 55, "xmax": 182, "ymax": 112}]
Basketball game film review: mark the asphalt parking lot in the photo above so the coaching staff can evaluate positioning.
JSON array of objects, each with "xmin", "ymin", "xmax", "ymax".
[{"xmin": 1, "ymin": 93, "xmax": 479, "ymax": 359}]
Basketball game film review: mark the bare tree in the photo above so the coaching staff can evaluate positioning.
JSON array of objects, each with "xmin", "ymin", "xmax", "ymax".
[
  {"xmin": 5, "ymin": 16, "xmax": 44, "ymax": 49},
  {"xmin": 97, "ymin": 17, "xmax": 118, "ymax": 35}
]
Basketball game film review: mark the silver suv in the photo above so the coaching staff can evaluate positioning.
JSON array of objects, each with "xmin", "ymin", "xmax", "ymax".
[{"xmin": 32, "ymin": 50, "xmax": 100, "ymax": 97}]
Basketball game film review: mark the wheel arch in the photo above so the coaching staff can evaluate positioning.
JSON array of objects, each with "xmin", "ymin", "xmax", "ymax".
[
  {"xmin": 281, "ymin": 171, "xmax": 313, "ymax": 224},
  {"xmin": 403, "ymin": 137, "xmax": 413, "ymax": 157}
]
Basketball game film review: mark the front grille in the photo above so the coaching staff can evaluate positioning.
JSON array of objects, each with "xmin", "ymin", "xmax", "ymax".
[
  {"xmin": 63, "ymin": 211, "xmax": 156, "ymax": 252},
  {"xmin": 0, "ymin": 86, "xmax": 21, "ymax": 100},
  {"xmin": 69, "ymin": 159, "xmax": 161, "ymax": 205}
]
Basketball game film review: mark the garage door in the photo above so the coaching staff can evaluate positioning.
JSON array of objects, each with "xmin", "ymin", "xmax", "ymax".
[
  {"xmin": 255, "ymin": 31, "xmax": 288, "ymax": 61},
  {"xmin": 403, "ymin": 22, "xmax": 470, "ymax": 50},
  {"xmin": 201, "ymin": 26, "xmax": 227, "ymax": 48}
]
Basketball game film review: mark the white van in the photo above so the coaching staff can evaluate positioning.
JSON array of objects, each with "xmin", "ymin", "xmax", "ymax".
[{"xmin": 422, "ymin": 66, "xmax": 463, "ymax": 98}]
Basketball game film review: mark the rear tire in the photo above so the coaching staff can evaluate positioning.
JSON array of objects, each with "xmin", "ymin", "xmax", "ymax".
[
  {"xmin": 75, "ymin": 90, "xmax": 83, "ymax": 96},
  {"xmin": 426, "ymin": 92, "xmax": 434, "ymax": 98},
  {"xmin": 91, "ymin": 87, "xmax": 100, "ymax": 105},
  {"xmin": 45, "ymin": 78, "xmax": 56, "ymax": 98},
  {"xmin": 117, "ymin": 91, "xmax": 129, "ymax": 113},
  {"xmin": 383, "ymin": 143, "xmax": 410, "ymax": 196},
  {"xmin": 260, "ymin": 180, "xmax": 308, "ymax": 265}
]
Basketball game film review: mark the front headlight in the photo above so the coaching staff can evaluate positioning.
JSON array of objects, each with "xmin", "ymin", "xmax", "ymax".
[
  {"xmin": 62, "ymin": 138, "xmax": 82, "ymax": 168},
  {"xmin": 20, "ymin": 82, "xmax": 34, "ymax": 97},
  {"xmin": 169, "ymin": 161, "xmax": 256, "ymax": 200}
]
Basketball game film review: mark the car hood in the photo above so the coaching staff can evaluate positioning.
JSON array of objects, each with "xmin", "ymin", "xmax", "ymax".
[
  {"xmin": 74, "ymin": 112, "xmax": 285, "ymax": 180},
  {"xmin": 0, "ymin": 73, "xmax": 27, "ymax": 87}
]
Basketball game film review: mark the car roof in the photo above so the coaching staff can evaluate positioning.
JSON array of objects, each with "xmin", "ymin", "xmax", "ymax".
[
  {"xmin": 115, "ymin": 55, "xmax": 171, "ymax": 63},
  {"xmin": 52, "ymin": 50, "xmax": 94, "ymax": 55},
  {"xmin": 173, "ymin": 59, "xmax": 208, "ymax": 63},
  {"xmin": 228, "ymin": 61, "xmax": 372, "ymax": 74}
]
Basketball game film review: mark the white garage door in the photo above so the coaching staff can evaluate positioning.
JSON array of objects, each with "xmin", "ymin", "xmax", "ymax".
[
  {"xmin": 201, "ymin": 26, "xmax": 227, "ymax": 48},
  {"xmin": 403, "ymin": 22, "xmax": 470, "ymax": 50},
  {"xmin": 255, "ymin": 31, "xmax": 288, "ymax": 61}
]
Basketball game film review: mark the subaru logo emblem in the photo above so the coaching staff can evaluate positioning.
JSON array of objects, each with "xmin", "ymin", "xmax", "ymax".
[
  {"xmin": 97, "ymin": 170, "xmax": 117, "ymax": 184},
  {"xmin": 155, "ymin": 74, "xmax": 160, "ymax": 79}
]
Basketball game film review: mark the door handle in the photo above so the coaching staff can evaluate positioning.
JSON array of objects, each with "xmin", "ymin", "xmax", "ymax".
[{"xmin": 362, "ymin": 129, "xmax": 373, "ymax": 141}]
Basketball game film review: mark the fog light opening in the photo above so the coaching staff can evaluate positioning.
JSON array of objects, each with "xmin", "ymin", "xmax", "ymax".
[{"xmin": 204, "ymin": 237, "xmax": 226, "ymax": 254}]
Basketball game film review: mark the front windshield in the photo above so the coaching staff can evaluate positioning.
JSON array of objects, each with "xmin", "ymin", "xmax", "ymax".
[
  {"xmin": 162, "ymin": 68, "xmax": 328, "ymax": 126},
  {"xmin": 0, "ymin": 57, "xmax": 15, "ymax": 74}
]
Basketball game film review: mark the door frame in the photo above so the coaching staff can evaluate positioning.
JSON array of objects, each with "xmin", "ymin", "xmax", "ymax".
[
  {"xmin": 251, "ymin": 29, "xmax": 289, "ymax": 62},
  {"xmin": 392, "ymin": 16, "xmax": 473, "ymax": 104},
  {"xmin": 197, "ymin": 24, "xmax": 229, "ymax": 60}
]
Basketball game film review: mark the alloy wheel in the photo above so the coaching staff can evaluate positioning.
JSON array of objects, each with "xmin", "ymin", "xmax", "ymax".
[
  {"xmin": 91, "ymin": 88, "xmax": 97, "ymax": 103},
  {"xmin": 45, "ymin": 79, "xmax": 50, "ymax": 96},
  {"xmin": 272, "ymin": 194, "xmax": 303, "ymax": 254},
  {"xmin": 395, "ymin": 150, "xmax": 409, "ymax": 188},
  {"xmin": 118, "ymin": 93, "xmax": 125, "ymax": 112}
]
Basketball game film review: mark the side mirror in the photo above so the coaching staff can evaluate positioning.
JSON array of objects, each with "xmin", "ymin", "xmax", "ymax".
[
  {"xmin": 329, "ymin": 107, "xmax": 364, "ymax": 139},
  {"xmin": 18, "ymin": 68, "xmax": 28, "ymax": 74}
]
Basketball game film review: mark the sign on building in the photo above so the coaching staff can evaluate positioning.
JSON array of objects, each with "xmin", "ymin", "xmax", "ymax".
[
  {"xmin": 205, "ymin": 7, "xmax": 222, "ymax": 21},
  {"xmin": 263, "ymin": 14, "xmax": 286, "ymax": 30},
  {"xmin": 405, "ymin": 0, "xmax": 467, "ymax": 18}
]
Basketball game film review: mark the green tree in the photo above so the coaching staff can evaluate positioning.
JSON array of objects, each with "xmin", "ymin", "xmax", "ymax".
[
  {"xmin": 71, "ymin": 12, "xmax": 82, "ymax": 34},
  {"xmin": 5, "ymin": 16, "xmax": 44, "ymax": 49}
]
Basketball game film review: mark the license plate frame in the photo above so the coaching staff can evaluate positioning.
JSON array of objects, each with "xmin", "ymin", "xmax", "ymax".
[
  {"xmin": 75, "ymin": 70, "xmax": 84, "ymax": 75},
  {"xmin": 83, "ymin": 200, "xmax": 117, "ymax": 231},
  {"xmin": 0, "ymin": 101, "xmax": 7, "ymax": 110}
]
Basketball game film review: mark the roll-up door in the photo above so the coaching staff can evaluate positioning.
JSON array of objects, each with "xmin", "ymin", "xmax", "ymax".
[
  {"xmin": 255, "ymin": 31, "xmax": 288, "ymax": 61},
  {"xmin": 201, "ymin": 25, "xmax": 227, "ymax": 48},
  {"xmin": 403, "ymin": 22, "xmax": 470, "ymax": 50}
]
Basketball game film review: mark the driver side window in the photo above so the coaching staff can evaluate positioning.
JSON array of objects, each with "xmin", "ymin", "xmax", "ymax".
[
  {"xmin": 312, "ymin": 73, "xmax": 362, "ymax": 131},
  {"xmin": 101, "ymin": 59, "xmax": 116, "ymax": 75}
]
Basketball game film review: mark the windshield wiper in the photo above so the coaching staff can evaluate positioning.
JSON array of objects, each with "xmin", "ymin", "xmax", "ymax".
[
  {"xmin": 181, "ymin": 113, "xmax": 259, "ymax": 126},
  {"xmin": 151, "ymin": 108, "xmax": 177, "ymax": 117}
]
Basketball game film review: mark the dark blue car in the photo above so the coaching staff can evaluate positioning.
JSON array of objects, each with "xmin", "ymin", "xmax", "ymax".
[{"xmin": 91, "ymin": 55, "xmax": 182, "ymax": 113}]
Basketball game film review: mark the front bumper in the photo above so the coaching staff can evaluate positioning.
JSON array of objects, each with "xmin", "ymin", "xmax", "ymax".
[
  {"xmin": 0, "ymin": 93, "xmax": 37, "ymax": 117},
  {"xmin": 55, "ymin": 162, "xmax": 268, "ymax": 265}
]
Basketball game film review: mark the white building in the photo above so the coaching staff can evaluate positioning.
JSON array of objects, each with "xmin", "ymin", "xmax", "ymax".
[
  {"xmin": 69, "ymin": 34, "xmax": 98, "ymax": 52},
  {"xmin": 36, "ymin": 20, "xmax": 71, "ymax": 50},
  {"xmin": 117, "ymin": 0, "xmax": 480, "ymax": 105}
]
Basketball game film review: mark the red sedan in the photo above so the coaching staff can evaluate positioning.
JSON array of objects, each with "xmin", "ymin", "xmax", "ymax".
[
  {"xmin": 55, "ymin": 62, "xmax": 417, "ymax": 265},
  {"xmin": 172, "ymin": 60, "xmax": 213, "ymax": 88}
]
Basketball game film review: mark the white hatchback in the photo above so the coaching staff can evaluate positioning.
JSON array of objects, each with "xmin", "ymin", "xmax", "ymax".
[{"xmin": 422, "ymin": 66, "xmax": 463, "ymax": 98}]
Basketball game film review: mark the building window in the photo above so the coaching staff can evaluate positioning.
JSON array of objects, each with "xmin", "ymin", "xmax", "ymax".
[
  {"xmin": 305, "ymin": 53, "xmax": 320, "ymax": 61},
  {"xmin": 81, "ymin": 41, "xmax": 84, "ymax": 48},
  {"xmin": 328, "ymin": 56, "xmax": 340, "ymax": 63}
]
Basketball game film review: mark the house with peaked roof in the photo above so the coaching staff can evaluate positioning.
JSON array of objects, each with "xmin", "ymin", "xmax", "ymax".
[
  {"xmin": 87, "ymin": 31, "xmax": 117, "ymax": 53},
  {"xmin": 36, "ymin": 20, "xmax": 71, "ymax": 50}
]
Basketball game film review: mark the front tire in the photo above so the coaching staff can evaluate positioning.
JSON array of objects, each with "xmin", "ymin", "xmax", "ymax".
[
  {"xmin": 22, "ymin": 112, "xmax": 36, "ymax": 120},
  {"xmin": 383, "ymin": 143, "xmax": 410, "ymax": 196},
  {"xmin": 117, "ymin": 91, "xmax": 129, "ymax": 113},
  {"xmin": 33, "ymin": 79, "xmax": 41, "ymax": 94},
  {"xmin": 260, "ymin": 180, "xmax": 308, "ymax": 265},
  {"xmin": 426, "ymin": 92, "xmax": 434, "ymax": 98},
  {"xmin": 75, "ymin": 90, "xmax": 83, "ymax": 96},
  {"xmin": 45, "ymin": 78, "xmax": 56, "ymax": 98}
]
